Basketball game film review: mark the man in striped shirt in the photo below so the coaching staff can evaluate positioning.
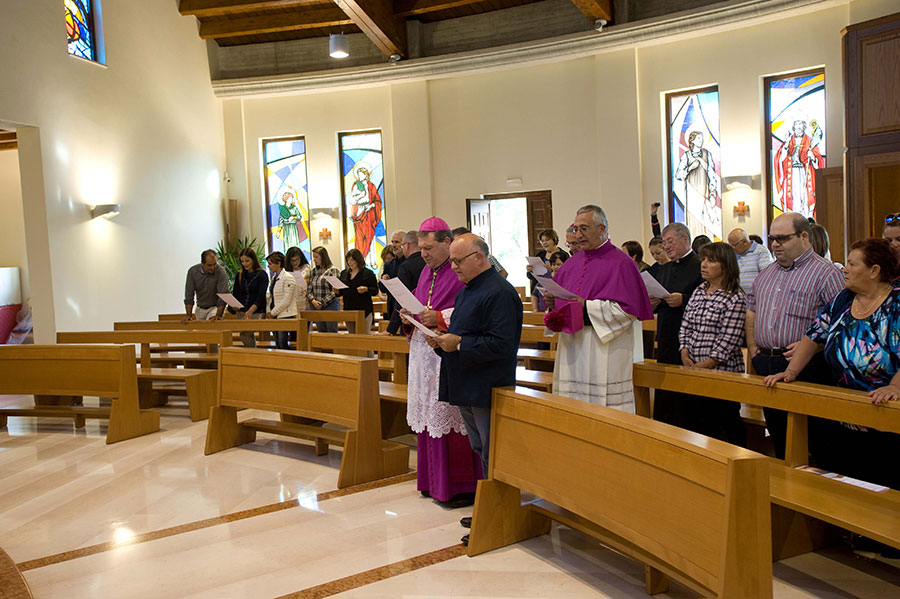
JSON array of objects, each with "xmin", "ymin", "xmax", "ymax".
[
  {"xmin": 746, "ymin": 213, "xmax": 844, "ymax": 459},
  {"xmin": 727, "ymin": 228, "xmax": 772, "ymax": 293}
]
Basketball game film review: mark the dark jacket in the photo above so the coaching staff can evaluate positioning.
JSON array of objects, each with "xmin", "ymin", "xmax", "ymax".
[
  {"xmin": 338, "ymin": 268, "xmax": 379, "ymax": 316},
  {"xmin": 387, "ymin": 252, "xmax": 426, "ymax": 334},
  {"xmin": 437, "ymin": 268, "xmax": 523, "ymax": 408},
  {"xmin": 654, "ymin": 251, "xmax": 703, "ymax": 364},
  {"xmin": 229, "ymin": 269, "xmax": 268, "ymax": 314}
]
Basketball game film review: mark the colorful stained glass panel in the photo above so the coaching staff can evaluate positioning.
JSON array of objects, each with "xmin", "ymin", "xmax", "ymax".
[
  {"xmin": 263, "ymin": 137, "xmax": 311, "ymax": 260},
  {"xmin": 766, "ymin": 70, "xmax": 826, "ymax": 221},
  {"xmin": 339, "ymin": 131, "xmax": 386, "ymax": 271},
  {"xmin": 65, "ymin": 0, "xmax": 95, "ymax": 61},
  {"xmin": 666, "ymin": 87, "xmax": 722, "ymax": 241}
]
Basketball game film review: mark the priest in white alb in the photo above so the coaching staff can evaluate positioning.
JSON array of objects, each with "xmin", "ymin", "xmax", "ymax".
[{"xmin": 543, "ymin": 205, "xmax": 654, "ymax": 411}]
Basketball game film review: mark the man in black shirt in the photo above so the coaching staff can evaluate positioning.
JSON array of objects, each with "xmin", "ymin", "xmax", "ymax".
[
  {"xmin": 386, "ymin": 231, "xmax": 426, "ymax": 334},
  {"xmin": 652, "ymin": 222, "xmax": 703, "ymax": 427}
]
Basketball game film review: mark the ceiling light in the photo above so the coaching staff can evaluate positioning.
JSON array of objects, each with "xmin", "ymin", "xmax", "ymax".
[
  {"xmin": 593, "ymin": 19, "xmax": 607, "ymax": 32},
  {"xmin": 388, "ymin": 53, "xmax": 401, "ymax": 65},
  {"xmin": 329, "ymin": 33, "xmax": 349, "ymax": 59}
]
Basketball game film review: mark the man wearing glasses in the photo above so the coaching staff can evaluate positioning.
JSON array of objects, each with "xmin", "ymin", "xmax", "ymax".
[{"xmin": 746, "ymin": 212, "xmax": 843, "ymax": 459}]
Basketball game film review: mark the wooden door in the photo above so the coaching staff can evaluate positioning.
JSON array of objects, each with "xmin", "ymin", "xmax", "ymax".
[
  {"xmin": 813, "ymin": 167, "xmax": 845, "ymax": 262},
  {"xmin": 479, "ymin": 190, "xmax": 552, "ymax": 256}
]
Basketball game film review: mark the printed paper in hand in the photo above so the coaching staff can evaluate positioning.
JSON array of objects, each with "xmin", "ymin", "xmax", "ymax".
[
  {"xmin": 382, "ymin": 277, "xmax": 426, "ymax": 313},
  {"xmin": 290, "ymin": 271, "xmax": 306, "ymax": 287},
  {"xmin": 536, "ymin": 277, "xmax": 580, "ymax": 301},
  {"xmin": 526, "ymin": 256, "xmax": 548, "ymax": 276},
  {"xmin": 400, "ymin": 312, "xmax": 439, "ymax": 338},
  {"xmin": 641, "ymin": 271, "xmax": 670, "ymax": 299},
  {"xmin": 324, "ymin": 275, "xmax": 348, "ymax": 289},
  {"xmin": 217, "ymin": 293, "xmax": 244, "ymax": 310}
]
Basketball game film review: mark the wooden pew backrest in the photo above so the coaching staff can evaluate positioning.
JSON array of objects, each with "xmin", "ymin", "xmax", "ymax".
[{"xmin": 470, "ymin": 386, "xmax": 771, "ymax": 599}]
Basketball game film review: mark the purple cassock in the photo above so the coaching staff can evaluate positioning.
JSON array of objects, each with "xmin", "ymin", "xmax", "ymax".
[
  {"xmin": 406, "ymin": 247, "xmax": 482, "ymax": 502},
  {"xmin": 550, "ymin": 241, "xmax": 654, "ymax": 332}
]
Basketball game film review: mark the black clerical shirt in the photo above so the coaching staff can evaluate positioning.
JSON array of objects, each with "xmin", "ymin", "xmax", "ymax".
[{"xmin": 654, "ymin": 251, "xmax": 703, "ymax": 365}]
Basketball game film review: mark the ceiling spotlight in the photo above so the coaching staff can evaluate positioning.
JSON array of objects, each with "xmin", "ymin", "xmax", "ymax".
[
  {"xmin": 329, "ymin": 33, "xmax": 349, "ymax": 59},
  {"xmin": 593, "ymin": 18, "xmax": 607, "ymax": 32},
  {"xmin": 388, "ymin": 53, "xmax": 401, "ymax": 65}
]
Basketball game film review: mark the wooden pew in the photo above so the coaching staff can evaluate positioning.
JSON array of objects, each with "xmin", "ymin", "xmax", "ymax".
[
  {"xmin": 0, "ymin": 545, "xmax": 33, "ymax": 599},
  {"xmin": 0, "ymin": 345, "xmax": 160, "ymax": 443},
  {"xmin": 633, "ymin": 362, "xmax": 900, "ymax": 556},
  {"xmin": 298, "ymin": 309, "xmax": 365, "ymax": 334},
  {"xmin": 306, "ymin": 332, "xmax": 410, "ymax": 438},
  {"xmin": 205, "ymin": 348, "xmax": 409, "ymax": 488},
  {"xmin": 57, "ymin": 331, "xmax": 231, "ymax": 421},
  {"xmin": 518, "ymin": 325, "xmax": 556, "ymax": 373},
  {"xmin": 114, "ymin": 318, "xmax": 310, "ymax": 352},
  {"xmin": 522, "ymin": 311, "xmax": 546, "ymax": 326},
  {"xmin": 468, "ymin": 386, "xmax": 772, "ymax": 599}
]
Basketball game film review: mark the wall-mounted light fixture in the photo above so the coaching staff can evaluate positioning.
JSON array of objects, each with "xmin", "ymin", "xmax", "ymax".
[
  {"xmin": 329, "ymin": 33, "xmax": 349, "ymax": 59},
  {"xmin": 90, "ymin": 204, "xmax": 120, "ymax": 220}
]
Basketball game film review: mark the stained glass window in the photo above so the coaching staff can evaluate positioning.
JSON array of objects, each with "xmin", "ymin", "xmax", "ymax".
[
  {"xmin": 338, "ymin": 131, "xmax": 386, "ymax": 271},
  {"xmin": 262, "ymin": 137, "xmax": 311, "ymax": 260},
  {"xmin": 665, "ymin": 87, "xmax": 722, "ymax": 241},
  {"xmin": 65, "ymin": 0, "xmax": 96, "ymax": 61},
  {"xmin": 765, "ymin": 70, "xmax": 826, "ymax": 221}
]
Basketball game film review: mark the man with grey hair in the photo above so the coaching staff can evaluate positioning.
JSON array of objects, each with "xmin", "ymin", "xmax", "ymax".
[
  {"xmin": 386, "ymin": 231, "xmax": 424, "ymax": 335},
  {"xmin": 651, "ymin": 222, "xmax": 703, "ymax": 427},
  {"xmin": 727, "ymin": 227, "xmax": 772, "ymax": 293},
  {"xmin": 379, "ymin": 229, "xmax": 408, "ymax": 323},
  {"xmin": 543, "ymin": 205, "xmax": 653, "ymax": 410}
]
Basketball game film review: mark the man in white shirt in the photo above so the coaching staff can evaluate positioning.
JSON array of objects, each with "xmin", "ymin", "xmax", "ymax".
[{"xmin": 727, "ymin": 228, "xmax": 772, "ymax": 293}]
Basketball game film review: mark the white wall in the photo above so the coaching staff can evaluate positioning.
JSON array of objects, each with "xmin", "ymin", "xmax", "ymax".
[
  {"xmin": 0, "ymin": 1, "xmax": 225, "ymax": 337},
  {"xmin": 0, "ymin": 150, "xmax": 29, "ymax": 303}
]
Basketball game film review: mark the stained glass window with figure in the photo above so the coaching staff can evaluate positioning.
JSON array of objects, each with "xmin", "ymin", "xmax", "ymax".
[
  {"xmin": 66, "ymin": 0, "xmax": 96, "ymax": 61},
  {"xmin": 262, "ymin": 137, "xmax": 311, "ymax": 260}
]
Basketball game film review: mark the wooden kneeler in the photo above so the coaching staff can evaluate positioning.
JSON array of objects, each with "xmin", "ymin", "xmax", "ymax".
[
  {"xmin": 467, "ymin": 387, "xmax": 772, "ymax": 599},
  {"xmin": 205, "ymin": 348, "xmax": 409, "ymax": 488}
]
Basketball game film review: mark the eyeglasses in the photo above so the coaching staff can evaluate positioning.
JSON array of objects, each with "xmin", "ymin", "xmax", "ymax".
[
  {"xmin": 450, "ymin": 251, "xmax": 478, "ymax": 266},
  {"xmin": 769, "ymin": 233, "xmax": 799, "ymax": 245},
  {"xmin": 573, "ymin": 225, "xmax": 597, "ymax": 234},
  {"xmin": 885, "ymin": 213, "xmax": 900, "ymax": 225}
]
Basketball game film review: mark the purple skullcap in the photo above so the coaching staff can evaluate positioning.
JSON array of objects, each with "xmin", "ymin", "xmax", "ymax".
[{"xmin": 419, "ymin": 217, "xmax": 451, "ymax": 232}]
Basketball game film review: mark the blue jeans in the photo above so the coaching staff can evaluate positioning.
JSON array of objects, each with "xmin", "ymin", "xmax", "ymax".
[
  {"xmin": 274, "ymin": 317, "xmax": 295, "ymax": 349},
  {"xmin": 315, "ymin": 300, "xmax": 341, "ymax": 333}
]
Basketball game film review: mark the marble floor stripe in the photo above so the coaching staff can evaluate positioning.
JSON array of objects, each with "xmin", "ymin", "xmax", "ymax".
[
  {"xmin": 16, "ymin": 471, "xmax": 417, "ymax": 572},
  {"xmin": 275, "ymin": 544, "xmax": 468, "ymax": 599}
]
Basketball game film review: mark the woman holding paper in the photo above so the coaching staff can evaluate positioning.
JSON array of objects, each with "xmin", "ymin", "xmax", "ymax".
[
  {"xmin": 285, "ymin": 247, "xmax": 311, "ymax": 312},
  {"xmin": 336, "ymin": 248, "xmax": 378, "ymax": 334},
  {"xmin": 229, "ymin": 248, "xmax": 268, "ymax": 347},
  {"xmin": 265, "ymin": 251, "xmax": 298, "ymax": 349},
  {"xmin": 307, "ymin": 246, "xmax": 341, "ymax": 333}
]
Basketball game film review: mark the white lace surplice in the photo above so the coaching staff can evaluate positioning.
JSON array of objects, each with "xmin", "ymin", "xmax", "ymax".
[
  {"xmin": 407, "ymin": 329, "xmax": 468, "ymax": 438},
  {"xmin": 552, "ymin": 299, "xmax": 639, "ymax": 412}
]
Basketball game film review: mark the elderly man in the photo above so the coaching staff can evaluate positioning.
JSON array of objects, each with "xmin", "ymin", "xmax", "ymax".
[
  {"xmin": 727, "ymin": 228, "xmax": 772, "ymax": 293},
  {"xmin": 386, "ymin": 231, "xmax": 425, "ymax": 335},
  {"xmin": 545, "ymin": 205, "xmax": 653, "ymax": 410},
  {"xmin": 884, "ymin": 213, "xmax": 900, "ymax": 254},
  {"xmin": 430, "ymin": 233, "xmax": 522, "ymax": 546},
  {"xmin": 747, "ymin": 212, "xmax": 843, "ymax": 459},
  {"xmin": 379, "ymin": 229, "xmax": 407, "ymax": 321},
  {"xmin": 652, "ymin": 222, "xmax": 703, "ymax": 427},
  {"xmin": 182, "ymin": 249, "xmax": 227, "ymax": 324},
  {"xmin": 402, "ymin": 218, "xmax": 481, "ymax": 507},
  {"xmin": 564, "ymin": 224, "xmax": 581, "ymax": 254}
]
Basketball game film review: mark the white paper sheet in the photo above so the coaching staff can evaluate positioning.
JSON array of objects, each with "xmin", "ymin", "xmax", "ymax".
[
  {"xmin": 324, "ymin": 275, "xmax": 348, "ymax": 289},
  {"xmin": 526, "ymin": 256, "xmax": 548, "ymax": 276},
  {"xmin": 381, "ymin": 277, "xmax": 426, "ymax": 313},
  {"xmin": 641, "ymin": 271, "xmax": 670, "ymax": 299},
  {"xmin": 795, "ymin": 465, "xmax": 890, "ymax": 493},
  {"xmin": 400, "ymin": 312, "xmax": 439, "ymax": 338},
  {"xmin": 536, "ymin": 277, "xmax": 580, "ymax": 301},
  {"xmin": 217, "ymin": 293, "xmax": 244, "ymax": 310},
  {"xmin": 290, "ymin": 271, "xmax": 306, "ymax": 287}
]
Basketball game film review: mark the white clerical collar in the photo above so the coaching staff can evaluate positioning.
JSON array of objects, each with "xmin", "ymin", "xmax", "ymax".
[{"xmin": 678, "ymin": 248, "xmax": 692, "ymax": 261}]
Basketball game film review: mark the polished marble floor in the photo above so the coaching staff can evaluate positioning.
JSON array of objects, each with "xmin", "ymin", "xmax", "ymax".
[{"xmin": 1, "ymin": 393, "xmax": 898, "ymax": 598}]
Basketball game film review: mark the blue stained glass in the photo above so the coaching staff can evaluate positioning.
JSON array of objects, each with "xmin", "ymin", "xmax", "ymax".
[
  {"xmin": 66, "ymin": 0, "xmax": 95, "ymax": 61},
  {"xmin": 667, "ymin": 87, "xmax": 722, "ymax": 241},
  {"xmin": 262, "ymin": 138, "xmax": 311, "ymax": 259}
]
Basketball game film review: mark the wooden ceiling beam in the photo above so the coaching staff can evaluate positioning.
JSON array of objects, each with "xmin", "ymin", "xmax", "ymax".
[
  {"xmin": 333, "ymin": 0, "xmax": 407, "ymax": 58},
  {"xmin": 394, "ymin": 0, "xmax": 486, "ymax": 18},
  {"xmin": 0, "ymin": 142, "xmax": 18, "ymax": 151},
  {"xmin": 199, "ymin": 6, "xmax": 354, "ymax": 38},
  {"xmin": 0, "ymin": 132, "xmax": 17, "ymax": 143},
  {"xmin": 569, "ymin": 0, "xmax": 611, "ymax": 22},
  {"xmin": 180, "ymin": 0, "xmax": 313, "ymax": 18}
]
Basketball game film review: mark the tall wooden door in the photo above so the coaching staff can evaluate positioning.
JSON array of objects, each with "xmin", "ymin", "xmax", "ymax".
[{"xmin": 474, "ymin": 190, "xmax": 552, "ymax": 256}]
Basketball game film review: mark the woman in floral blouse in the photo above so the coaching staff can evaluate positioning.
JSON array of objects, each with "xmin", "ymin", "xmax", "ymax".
[
  {"xmin": 765, "ymin": 238, "xmax": 900, "ymax": 490},
  {"xmin": 679, "ymin": 242, "xmax": 747, "ymax": 446}
]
